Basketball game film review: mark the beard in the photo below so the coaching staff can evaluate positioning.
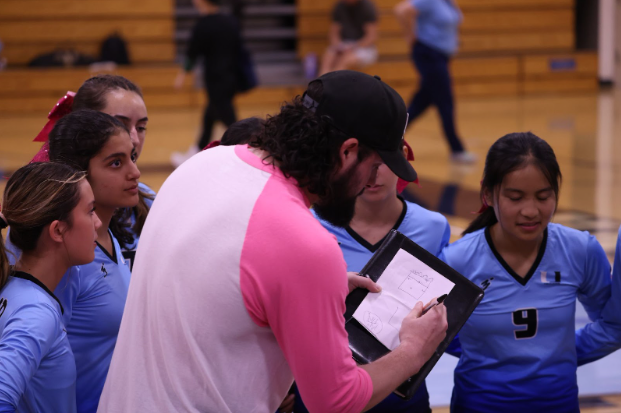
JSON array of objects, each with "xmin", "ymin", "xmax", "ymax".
[{"xmin": 314, "ymin": 161, "xmax": 364, "ymax": 228}]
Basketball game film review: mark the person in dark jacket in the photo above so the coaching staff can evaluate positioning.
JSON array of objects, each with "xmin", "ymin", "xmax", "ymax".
[{"xmin": 172, "ymin": 0, "xmax": 243, "ymax": 167}]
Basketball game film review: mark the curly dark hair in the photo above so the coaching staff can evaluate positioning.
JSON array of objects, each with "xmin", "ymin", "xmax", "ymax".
[{"xmin": 250, "ymin": 81, "xmax": 372, "ymax": 198}]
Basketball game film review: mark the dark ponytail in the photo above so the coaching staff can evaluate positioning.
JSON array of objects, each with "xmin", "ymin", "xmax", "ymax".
[{"xmin": 463, "ymin": 132, "xmax": 562, "ymax": 235}]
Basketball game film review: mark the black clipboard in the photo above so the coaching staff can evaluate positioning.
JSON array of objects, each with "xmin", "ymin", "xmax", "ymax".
[{"xmin": 344, "ymin": 230, "xmax": 484, "ymax": 400}]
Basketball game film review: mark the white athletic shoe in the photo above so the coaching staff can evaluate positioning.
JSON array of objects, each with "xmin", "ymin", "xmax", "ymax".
[
  {"xmin": 450, "ymin": 151, "xmax": 478, "ymax": 164},
  {"xmin": 170, "ymin": 145, "xmax": 199, "ymax": 168}
]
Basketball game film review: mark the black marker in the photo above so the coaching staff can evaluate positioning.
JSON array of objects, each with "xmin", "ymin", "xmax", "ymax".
[{"xmin": 422, "ymin": 294, "xmax": 447, "ymax": 315}]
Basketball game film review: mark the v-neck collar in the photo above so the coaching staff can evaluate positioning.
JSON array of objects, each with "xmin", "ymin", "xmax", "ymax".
[
  {"xmin": 485, "ymin": 226, "xmax": 548, "ymax": 286},
  {"xmin": 11, "ymin": 270, "xmax": 64, "ymax": 314},
  {"xmin": 346, "ymin": 197, "xmax": 408, "ymax": 253},
  {"xmin": 96, "ymin": 230, "xmax": 118, "ymax": 265}
]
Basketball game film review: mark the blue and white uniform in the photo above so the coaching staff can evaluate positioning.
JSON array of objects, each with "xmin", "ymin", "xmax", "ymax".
[
  {"xmin": 120, "ymin": 182, "xmax": 155, "ymax": 270},
  {"xmin": 440, "ymin": 224, "xmax": 617, "ymax": 412},
  {"xmin": 0, "ymin": 271, "xmax": 76, "ymax": 413},
  {"xmin": 294, "ymin": 198, "xmax": 450, "ymax": 413},
  {"xmin": 54, "ymin": 232, "xmax": 131, "ymax": 413}
]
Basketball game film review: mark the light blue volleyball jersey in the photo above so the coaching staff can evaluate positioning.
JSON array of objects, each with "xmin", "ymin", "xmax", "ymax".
[
  {"xmin": 440, "ymin": 223, "xmax": 617, "ymax": 412},
  {"xmin": 121, "ymin": 182, "xmax": 155, "ymax": 270},
  {"xmin": 315, "ymin": 199, "xmax": 451, "ymax": 271},
  {"xmin": 313, "ymin": 199, "xmax": 450, "ymax": 413},
  {"xmin": 54, "ymin": 231, "xmax": 131, "ymax": 413},
  {"xmin": 0, "ymin": 272, "xmax": 76, "ymax": 413}
]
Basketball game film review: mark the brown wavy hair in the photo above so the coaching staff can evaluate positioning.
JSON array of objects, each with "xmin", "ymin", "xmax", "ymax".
[{"xmin": 1, "ymin": 163, "xmax": 86, "ymax": 289}]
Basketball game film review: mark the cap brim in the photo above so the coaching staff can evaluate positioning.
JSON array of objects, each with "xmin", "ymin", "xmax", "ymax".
[{"xmin": 377, "ymin": 149, "xmax": 418, "ymax": 182}]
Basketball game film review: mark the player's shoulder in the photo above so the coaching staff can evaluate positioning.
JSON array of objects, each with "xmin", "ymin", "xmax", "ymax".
[
  {"xmin": 0, "ymin": 277, "xmax": 61, "ymax": 324},
  {"xmin": 441, "ymin": 228, "xmax": 486, "ymax": 264},
  {"xmin": 547, "ymin": 223, "xmax": 591, "ymax": 251},
  {"xmin": 446, "ymin": 227, "xmax": 485, "ymax": 251},
  {"xmin": 404, "ymin": 200, "xmax": 449, "ymax": 228}
]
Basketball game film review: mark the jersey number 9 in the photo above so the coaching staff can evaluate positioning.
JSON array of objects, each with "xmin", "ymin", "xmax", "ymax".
[{"xmin": 512, "ymin": 308, "xmax": 538, "ymax": 339}]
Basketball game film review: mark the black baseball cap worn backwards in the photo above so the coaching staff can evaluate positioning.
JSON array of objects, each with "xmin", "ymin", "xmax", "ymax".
[{"xmin": 302, "ymin": 70, "xmax": 417, "ymax": 182}]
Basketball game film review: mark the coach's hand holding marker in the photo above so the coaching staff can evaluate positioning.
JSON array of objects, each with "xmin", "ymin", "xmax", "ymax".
[
  {"xmin": 348, "ymin": 272, "xmax": 382, "ymax": 294},
  {"xmin": 422, "ymin": 294, "xmax": 447, "ymax": 315}
]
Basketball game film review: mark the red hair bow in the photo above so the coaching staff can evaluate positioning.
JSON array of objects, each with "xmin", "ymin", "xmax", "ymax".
[{"xmin": 30, "ymin": 91, "xmax": 75, "ymax": 163}]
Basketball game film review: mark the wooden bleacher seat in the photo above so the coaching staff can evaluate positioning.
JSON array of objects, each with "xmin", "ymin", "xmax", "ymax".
[
  {"xmin": 0, "ymin": 0, "xmax": 175, "ymax": 66},
  {"xmin": 0, "ymin": 66, "xmax": 306, "ymax": 113}
]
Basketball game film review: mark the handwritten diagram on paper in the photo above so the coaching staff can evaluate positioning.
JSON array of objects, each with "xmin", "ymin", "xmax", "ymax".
[{"xmin": 353, "ymin": 248, "xmax": 455, "ymax": 350}]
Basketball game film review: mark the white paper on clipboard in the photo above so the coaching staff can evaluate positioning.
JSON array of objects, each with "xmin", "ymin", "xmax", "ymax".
[{"xmin": 352, "ymin": 248, "xmax": 455, "ymax": 350}]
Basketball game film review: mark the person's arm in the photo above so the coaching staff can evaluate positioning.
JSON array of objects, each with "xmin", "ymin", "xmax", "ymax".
[
  {"xmin": 575, "ymin": 234, "xmax": 621, "ymax": 365},
  {"xmin": 436, "ymin": 218, "xmax": 452, "ymax": 257},
  {"xmin": 360, "ymin": 302, "xmax": 447, "ymax": 410},
  {"xmin": 328, "ymin": 22, "xmax": 343, "ymax": 48},
  {"xmin": 0, "ymin": 304, "xmax": 58, "ymax": 411},
  {"xmin": 394, "ymin": 0, "xmax": 417, "ymax": 46},
  {"xmin": 355, "ymin": 23, "xmax": 378, "ymax": 48},
  {"xmin": 242, "ymin": 235, "xmax": 447, "ymax": 413}
]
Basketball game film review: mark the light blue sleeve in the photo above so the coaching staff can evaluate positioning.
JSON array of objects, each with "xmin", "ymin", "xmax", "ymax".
[
  {"xmin": 436, "ymin": 243, "xmax": 462, "ymax": 358},
  {"xmin": 575, "ymin": 234, "xmax": 621, "ymax": 365},
  {"xmin": 411, "ymin": 0, "xmax": 434, "ymax": 14},
  {"xmin": 0, "ymin": 303, "xmax": 58, "ymax": 411},
  {"xmin": 436, "ymin": 219, "xmax": 451, "ymax": 257}
]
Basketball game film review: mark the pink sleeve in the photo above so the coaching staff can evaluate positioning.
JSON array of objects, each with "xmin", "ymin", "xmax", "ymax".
[{"xmin": 240, "ymin": 183, "xmax": 373, "ymax": 413}]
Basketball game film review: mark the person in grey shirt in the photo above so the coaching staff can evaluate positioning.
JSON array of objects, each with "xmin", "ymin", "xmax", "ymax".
[{"xmin": 319, "ymin": 0, "xmax": 379, "ymax": 75}]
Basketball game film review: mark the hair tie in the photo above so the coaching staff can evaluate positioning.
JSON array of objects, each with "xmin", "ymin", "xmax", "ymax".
[
  {"xmin": 474, "ymin": 180, "xmax": 489, "ymax": 214},
  {"xmin": 0, "ymin": 212, "xmax": 8, "ymax": 230},
  {"xmin": 203, "ymin": 140, "xmax": 221, "ymax": 150},
  {"xmin": 475, "ymin": 198, "xmax": 489, "ymax": 214}
]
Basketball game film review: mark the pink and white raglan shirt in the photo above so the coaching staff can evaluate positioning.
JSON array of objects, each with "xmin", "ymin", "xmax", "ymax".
[{"xmin": 97, "ymin": 145, "xmax": 373, "ymax": 413}]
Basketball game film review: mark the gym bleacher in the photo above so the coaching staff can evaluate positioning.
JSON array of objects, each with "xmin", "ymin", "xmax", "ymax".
[{"xmin": 0, "ymin": 0, "xmax": 597, "ymax": 115}]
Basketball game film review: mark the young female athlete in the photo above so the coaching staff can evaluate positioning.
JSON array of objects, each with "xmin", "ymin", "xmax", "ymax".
[
  {"xmin": 30, "ymin": 74, "xmax": 154, "ymax": 268},
  {"xmin": 441, "ymin": 132, "xmax": 620, "ymax": 412},
  {"xmin": 0, "ymin": 162, "xmax": 101, "ymax": 413},
  {"xmin": 293, "ymin": 143, "xmax": 450, "ymax": 413},
  {"xmin": 47, "ymin": 109, "xmax": 141, "ymax": 413}
]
